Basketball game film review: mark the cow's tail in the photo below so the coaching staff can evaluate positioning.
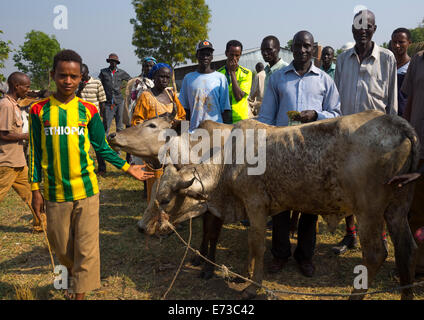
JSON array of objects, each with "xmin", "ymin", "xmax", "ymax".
[{"xmin": 394, "ymin": 115, "xmax": 420, "ymax": 174}]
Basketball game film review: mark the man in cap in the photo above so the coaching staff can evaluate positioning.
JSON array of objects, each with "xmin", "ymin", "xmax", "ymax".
[
  {"xmin": 179, "ymin": 40, "xmax": 232, "ymax": 132},
  {"xmin": 98, "ymin": 53, "xmax": 131, "ymax": 175}
]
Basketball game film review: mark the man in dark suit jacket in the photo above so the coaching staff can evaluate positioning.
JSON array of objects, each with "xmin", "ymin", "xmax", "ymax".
[{"xmin": 98, "ymin": 53, "xmax": 131, "ymax": 175}]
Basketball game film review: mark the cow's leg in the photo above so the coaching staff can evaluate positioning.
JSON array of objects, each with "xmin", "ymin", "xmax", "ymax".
[
  {"xmin": 191, "ymin": 213, "xmax": 209, "ymax": 267},
  {"xmin": 200, "ymin": 213, "xmax": 223, "ymax": 280},
  {"xmin": 242, "ymin": 210, "xmax": 267, "ymax": 300},
  {"xmin": 349, "ymin": 212, "xmax": 387, "ymax": 300},
  {"xmin": 384, "ymin": 193, "xmax": 417, "ymax": 300}
]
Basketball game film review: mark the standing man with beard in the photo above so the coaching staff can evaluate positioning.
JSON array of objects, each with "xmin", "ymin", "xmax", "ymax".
[
  {"xmin": 333, "ymin": 9, "xmax": 397, "ymax": 255},
  {"xmin": 179, "ymin": 40, "xmax": 232, "ymax": 132}
]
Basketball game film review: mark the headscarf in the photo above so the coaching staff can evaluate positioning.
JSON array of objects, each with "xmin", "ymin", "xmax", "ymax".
[
  {"xmin": 148, "ymin": 63, "xmax": 172, "ymax": 79},
  {"xmin": 143, "ymin": 56, "xmax": 157, "ymax": 64}
]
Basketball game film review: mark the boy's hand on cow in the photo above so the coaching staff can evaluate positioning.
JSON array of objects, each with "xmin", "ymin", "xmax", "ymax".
[
  {"xmin": 299, "ymin": 110, "xmax": 318, "ymax": 123},
  {"xmin": 127, "ymin": 164, "xmax": 155, "ymax": 181},
  {"xmin": 387, "ymin": 173, "xmax": 421, "ymax": 187}
]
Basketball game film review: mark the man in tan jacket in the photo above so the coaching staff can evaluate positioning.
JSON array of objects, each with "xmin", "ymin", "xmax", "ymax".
[{"xmin": 0, "ymin": 72, "xmax": 44, "ymax": 232}]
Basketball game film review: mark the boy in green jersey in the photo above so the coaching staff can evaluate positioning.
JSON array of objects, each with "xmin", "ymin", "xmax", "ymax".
[{"xmin": 29, "ymin": 50, "xmax": 154, "ymax": 299}]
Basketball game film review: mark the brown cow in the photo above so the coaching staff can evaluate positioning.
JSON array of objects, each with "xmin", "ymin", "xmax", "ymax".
[{"xmin": 139, "ymin": 110, "xmax": 419, "ymax": 300}]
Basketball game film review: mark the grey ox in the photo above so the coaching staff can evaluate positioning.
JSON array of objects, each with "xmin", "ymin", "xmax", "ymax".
[
  {"xmin": 108, "ymin": 117, "xmax": 234, "ymax": 274},
  {"xmin": 135, "ymin": 110, "xmax": 420, "ymax": 300}
]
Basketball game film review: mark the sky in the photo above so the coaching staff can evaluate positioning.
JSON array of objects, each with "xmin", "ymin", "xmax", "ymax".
[{"xmin": 1, "ymin": 0, "xmax": 424, "ymax": 79}]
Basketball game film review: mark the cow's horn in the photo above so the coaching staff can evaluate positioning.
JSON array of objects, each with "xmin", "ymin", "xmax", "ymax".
[{"xmin": 172, "ymin": 177, "xmax": 196, "ymax": 191}]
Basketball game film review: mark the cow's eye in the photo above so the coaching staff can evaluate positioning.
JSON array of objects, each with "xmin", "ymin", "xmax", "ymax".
[{"xmin": 148, "ymin": 123, "xmax": 157, "ymax": 128}]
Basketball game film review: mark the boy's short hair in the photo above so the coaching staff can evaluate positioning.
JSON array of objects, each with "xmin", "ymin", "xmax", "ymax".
[
  {"xmin": 226, "ymin": 40, "xmax": 243, "ymax": 53},
  {"xmin": 392, "ymin": 28, "xmax": 412, "ymax": 40},
  {"xmin": 53, "ymin": 49, "xmax": 83, "ymax": 72},
  {"xmin": 262, "ymin": 35, "xmax": 280, "ymax": 49}
]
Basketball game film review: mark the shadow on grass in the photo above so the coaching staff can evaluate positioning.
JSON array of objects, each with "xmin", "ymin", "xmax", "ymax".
[
  {"xmin": 0, "ymin": 246, "xmax": 53, "ymax": 274},
  {"xmin": 0, "ymin": 225, "xmax": 33, "ymax": 233},
  {"xmin": 94, "ymin": 207, "xmax": 396, "ymax": 300}
]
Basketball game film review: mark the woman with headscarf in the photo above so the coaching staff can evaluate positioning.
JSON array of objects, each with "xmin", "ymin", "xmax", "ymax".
[{"xmin": 131, "ymin": 63, "xmax": 186, "ymax": 202}]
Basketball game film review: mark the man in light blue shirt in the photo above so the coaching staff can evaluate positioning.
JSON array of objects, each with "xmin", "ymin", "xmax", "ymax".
[
  {"xmin": 179, "ymin": 40, "xmax": 232, "ymax": 132},
  {"xmin": 258, "ymin": 31, "xmax": 341, "ymax": 278}
]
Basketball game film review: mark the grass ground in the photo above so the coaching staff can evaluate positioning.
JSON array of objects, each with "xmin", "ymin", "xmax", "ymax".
[{"xmin": 1, "ymin": 158, "xmax": 423, "ymax": 300}]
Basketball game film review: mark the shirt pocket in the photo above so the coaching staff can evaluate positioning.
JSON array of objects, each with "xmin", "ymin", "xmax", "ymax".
[
  {"xmin": 14, "ymin": 112, "xmax": 23, "ymax": 128},
  {"xmin": 369, "ymin": 77, "xmax": 386, "ymax": 101}
]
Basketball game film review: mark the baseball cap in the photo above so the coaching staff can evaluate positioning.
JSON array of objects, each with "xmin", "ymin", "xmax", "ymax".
[{"xmin": 196, "ymin": 40, "xmax": 214, "ymax": 52}]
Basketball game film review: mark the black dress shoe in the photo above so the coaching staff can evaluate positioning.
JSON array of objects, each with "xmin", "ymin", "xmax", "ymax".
[
  {"xmin": 332, "ymin": 234, "xmax": 358, "ymax": 255},
  {"xmin": 268, "ymin": 258, "xmax": 289, "ymax": 274},
  {"xmin": 298, "ymin": 261, "xmax": 315, "ymax": 277}
]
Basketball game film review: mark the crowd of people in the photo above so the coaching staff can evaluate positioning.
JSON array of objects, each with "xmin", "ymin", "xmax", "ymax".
[{"xmin": 0, "ymin": 9, "xmax": 423, "ymax": 300}]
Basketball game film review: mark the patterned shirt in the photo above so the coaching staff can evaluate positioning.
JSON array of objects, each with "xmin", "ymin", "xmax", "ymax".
[
  {"xmin": 179, "ymin": 71, "xmax": 231, "ymax": 132},
  {"xmin": 79, "ymin": 77, "xmax": 107, "ymax": 111},
  {"xmin": 29, "ymin": 95, "xmax": 130, "ymax": 202}
]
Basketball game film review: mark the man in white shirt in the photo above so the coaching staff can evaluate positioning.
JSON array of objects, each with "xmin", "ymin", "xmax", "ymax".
[{"xmin": 333, "ymin": 9, "xmax": 398, "ymax": 255}]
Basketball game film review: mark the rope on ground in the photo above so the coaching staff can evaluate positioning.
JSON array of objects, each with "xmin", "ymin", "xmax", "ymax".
[
  {"xmin": 164, "ymin": 219, "xmax": 424, "ymax": 298},
  {"xmin": 30, "ymin": 205, "xmax": 55, "ymax": 272},
  {"xmin": 161, "ymin": 217, "xmax": 193, "ymax": 300}
]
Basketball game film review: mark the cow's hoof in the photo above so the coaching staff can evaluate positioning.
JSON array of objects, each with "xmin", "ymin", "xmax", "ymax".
[
  {"xmin": 241, "ymin": 285, "xmax": 257, "ymax": 300},
  {"xmin": 200, "ymin": 268, "xmax": 214, "ymax": 280},
  {"xmin": 191, "ymin": 255, "xmax": 202, "ymax": 266}
]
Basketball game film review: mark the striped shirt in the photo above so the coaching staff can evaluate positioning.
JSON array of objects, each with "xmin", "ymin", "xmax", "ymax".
[
  {"xmin": 79, "ymin": 77, "xmax": 107, "ymax": 111},
  {"xmin": 29, "ymin": 95, "xmax": 130, "ymax": 202}
]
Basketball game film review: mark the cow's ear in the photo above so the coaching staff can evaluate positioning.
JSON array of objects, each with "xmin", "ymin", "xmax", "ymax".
[
  {"xmin": 172, "ymin": 177, "xmax": 195, "ymax": 192},
  {"xmin": 171, "ymin": 120, "xmax": 182, "ymax": 136}
]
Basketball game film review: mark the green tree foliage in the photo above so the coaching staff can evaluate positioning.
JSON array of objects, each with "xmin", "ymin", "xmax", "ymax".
[
  {"xmin": 410, "ymin": 19, "xmax": 424, "ymax": 43},
  {"xmin": 284, "ymin": 40, "xmax": 293, "ymax": 50},
  {"xmin": 13, "ymin": 30, "xmax": 61, "ymax": 89},
  {"xmin": 130, "ymin": 0, "xmax": 211, "ymax": 68},
  {"xmin": 0, "ymin": 30, "xmax": 12, "ymax": 82}
]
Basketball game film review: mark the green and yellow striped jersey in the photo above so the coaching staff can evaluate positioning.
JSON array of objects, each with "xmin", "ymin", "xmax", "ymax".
[
  {"xmin": 217, "ymin": 65, "xmax": 253, "ymax": 123},
  {"xmin": 29, "ymin": 95, "xmax": 130, "ymax": 202}
]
